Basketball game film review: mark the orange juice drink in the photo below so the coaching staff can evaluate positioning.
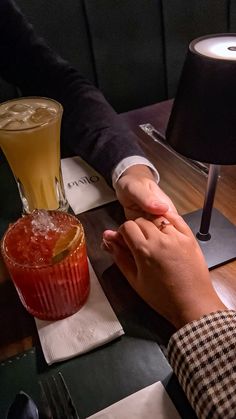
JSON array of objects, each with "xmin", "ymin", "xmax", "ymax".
[
  {"xmin": 0, "ymin": 97, "xmax": 68, "ymax": 213},
  {"xmin": 1, "ymin": 211, "xmax": 90, "ymax": 320}
]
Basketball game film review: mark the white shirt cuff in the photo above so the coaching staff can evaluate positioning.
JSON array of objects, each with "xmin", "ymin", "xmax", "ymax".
[{"xmin": 112, "ymin": 156, "xmax": 160, "ymax": 188}]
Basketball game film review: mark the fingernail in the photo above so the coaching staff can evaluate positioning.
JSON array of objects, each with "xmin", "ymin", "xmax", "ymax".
[{"xmin": 101, "ymin": 239, "xmax": 113, "ymax": 252}]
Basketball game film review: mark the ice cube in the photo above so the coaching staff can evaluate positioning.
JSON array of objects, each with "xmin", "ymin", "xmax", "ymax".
[
  {"xmin": 0, "ymin": 111, "xmax": 12, "ymax": 120},
  {"xmin": 31, "ymin": 210, "xmax": 59, "ymax": 236},
  {"xmin": 30, "ymin": 107, "xmax": 56, "ymax": 124},
  {"xmin": 1, "ymin": 119, "xmax": 24, "ymax": 129},
  {"xmin": 8, "ymin": 104, "xmax": 31, "ymax": 113}
]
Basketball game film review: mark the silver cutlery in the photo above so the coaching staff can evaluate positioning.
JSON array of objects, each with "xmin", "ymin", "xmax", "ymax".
[{"xmin": 39, "ymin": 372, "xmax": 79, "ymax": 419}]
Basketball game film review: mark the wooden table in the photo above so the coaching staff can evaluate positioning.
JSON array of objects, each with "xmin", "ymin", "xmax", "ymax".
[{"xmin": 0, "ymin": 99, "xmax": 235, "ymax": 418}]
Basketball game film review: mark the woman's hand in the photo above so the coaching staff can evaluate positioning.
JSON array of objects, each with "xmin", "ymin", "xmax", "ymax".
[{"xmin": 102, "ymin": 212, "xmax": 226, "ymax": 329}]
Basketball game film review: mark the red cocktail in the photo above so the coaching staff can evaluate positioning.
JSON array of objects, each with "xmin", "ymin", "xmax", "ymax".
[{"xmin": 1, "ymin": 211, "xmax": 90, "ymax": 320}]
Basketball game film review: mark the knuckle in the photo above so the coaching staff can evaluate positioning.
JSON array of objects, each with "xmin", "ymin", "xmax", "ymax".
[{"xmin": 119, "ymin": 220, "xmax": 134, "ymax": 234}]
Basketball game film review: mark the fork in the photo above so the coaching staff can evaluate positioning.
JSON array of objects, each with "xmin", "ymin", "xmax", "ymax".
[{"xmin": 39, "ymin": 372, "xmax": 80, "ymax": 419}]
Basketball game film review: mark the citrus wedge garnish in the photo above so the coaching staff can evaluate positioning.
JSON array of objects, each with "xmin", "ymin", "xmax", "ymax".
[{"xmin": 52, "ymin": 225, "xmax": 81, "ymax": 264}]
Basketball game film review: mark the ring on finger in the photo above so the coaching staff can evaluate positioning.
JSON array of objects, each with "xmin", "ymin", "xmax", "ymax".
[{"xmin": 157, "ymin": 220, "xmax": 172, "ymax": 231}]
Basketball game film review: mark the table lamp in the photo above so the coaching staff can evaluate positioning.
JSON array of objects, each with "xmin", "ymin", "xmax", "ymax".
[{"xmin": 166, "ymin": 34, "xmax": 236, "ymax": 269}]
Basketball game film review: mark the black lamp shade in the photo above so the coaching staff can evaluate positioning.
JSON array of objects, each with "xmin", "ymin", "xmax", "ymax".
[{"xmin": 166, "ymin": 34, "xmax": 236, "ymax": 164}]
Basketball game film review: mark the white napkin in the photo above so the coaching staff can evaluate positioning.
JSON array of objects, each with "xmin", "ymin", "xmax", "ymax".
[
  {"xmin": 61, "ymin": 156, "xmax": 116, "ymax": 214},
  {"xmin": 35, "ymin": 262, "xmax": 124, "ymax": 365},
  {"xmin": 87, "ymin": 381, "xmax": 181, "ymax": 419}
]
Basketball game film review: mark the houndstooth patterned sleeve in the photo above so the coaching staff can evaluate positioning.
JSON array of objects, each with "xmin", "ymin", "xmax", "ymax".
[{"xmin": 167, "ymin": 310, "xmax": 236, "ymax": 419}]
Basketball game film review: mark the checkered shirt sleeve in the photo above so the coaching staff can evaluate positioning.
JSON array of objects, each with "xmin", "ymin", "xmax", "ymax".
[{"xmin": 167, "ymin": 310, "xmax": 236, "ymax": 419}]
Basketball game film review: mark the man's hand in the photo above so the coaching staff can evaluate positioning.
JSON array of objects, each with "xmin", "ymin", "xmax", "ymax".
[
  {"xmin": 114, "ymin": 164, "xmax": 177, "ymax": 220},
  {"xmin": 102, "ymin": 212, "xmax": 227, "ymax": 329}
]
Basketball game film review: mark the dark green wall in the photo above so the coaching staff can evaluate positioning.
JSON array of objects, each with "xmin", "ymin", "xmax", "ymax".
[{"xmin": 1, "ymin": 0, "xmax": 233, "ymax": 112}]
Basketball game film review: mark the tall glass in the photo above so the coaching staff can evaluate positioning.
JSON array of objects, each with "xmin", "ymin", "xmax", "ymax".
[
  {"xmin": 0, "ymin": 97, "xmax": 68, "ymax": 214},
  {"xmin": 1, "ymin": 210, "xmax": 90, "ymax": 320}
]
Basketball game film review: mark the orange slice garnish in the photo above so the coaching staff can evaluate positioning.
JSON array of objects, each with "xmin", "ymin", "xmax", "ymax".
[{"xmin": 52, "ymin": 225, "xmax": 81, "ymax": 264}]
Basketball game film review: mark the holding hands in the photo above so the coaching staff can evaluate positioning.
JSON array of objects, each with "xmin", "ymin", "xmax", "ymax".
[
  {"xmin": 103, "ymin": 212, "xmax": 226, "ymax": 329},
  {"xmin": 114, "ymin": 164, "xmax": 177, "ymax": 220}
]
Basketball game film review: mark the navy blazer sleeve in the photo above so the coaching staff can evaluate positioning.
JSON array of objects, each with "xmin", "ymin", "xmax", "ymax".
[{"xmin": 0, "ymin": 0, "xmax": 146, "ymax": 185}]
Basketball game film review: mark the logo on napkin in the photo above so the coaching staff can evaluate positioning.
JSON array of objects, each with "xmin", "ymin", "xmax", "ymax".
[
  {"xmin": 61, "ymin": 156, "xmax": 116, "ymax": 214},
  {"xmin": 67, "ymin": 175, "xmax": 99, "ymax": 189}
]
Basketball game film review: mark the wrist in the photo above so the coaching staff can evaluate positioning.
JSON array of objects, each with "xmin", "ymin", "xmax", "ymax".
[
  {"xmin": 112, "ymin": 157, "xmax": 160, "ymax": 188},
  {"xmin": 175, "ymin": 296, "xmax": 227, "ymax": 329},
  {"xmin": 120, "ymin": 164, "xmax": 155, "ymax": 180}
]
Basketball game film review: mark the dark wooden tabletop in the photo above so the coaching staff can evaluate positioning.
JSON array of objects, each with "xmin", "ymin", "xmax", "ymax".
[{"xmin": 0, "ymin": 99, "xmax": 235, "ymax": 418}]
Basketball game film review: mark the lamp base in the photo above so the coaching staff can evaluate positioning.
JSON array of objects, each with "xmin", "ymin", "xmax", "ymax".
[{"xmin": 183, "ymin": 208, "xmax": 236, "ymax": 269}]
